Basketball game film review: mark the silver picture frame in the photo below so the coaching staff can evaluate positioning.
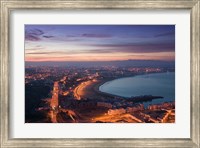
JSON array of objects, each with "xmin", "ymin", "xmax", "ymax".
[{"xmin": 0, "ymin": 0, "xmax": 199, "ymax": 147}]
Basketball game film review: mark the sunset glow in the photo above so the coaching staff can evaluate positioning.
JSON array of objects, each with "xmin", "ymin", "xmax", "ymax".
[{"xmin": 25, "ymin": 25, "xmax": 175, "ymax": 62}]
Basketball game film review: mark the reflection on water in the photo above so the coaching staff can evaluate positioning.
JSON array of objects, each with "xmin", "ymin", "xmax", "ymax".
[{"xmin": 99, "ymin": 72, "xmax": 175, "ymax": 106}]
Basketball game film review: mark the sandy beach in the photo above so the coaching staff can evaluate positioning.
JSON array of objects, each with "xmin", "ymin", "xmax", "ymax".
[
  {"xmin": 73, "ymin": 77, "xmax": 164, "ymax": 103},
  {"xmin": 73, "ymin": 78, "xmax": 122, "ymax": 100}
]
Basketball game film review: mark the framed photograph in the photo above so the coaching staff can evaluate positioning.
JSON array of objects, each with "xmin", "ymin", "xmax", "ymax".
[{"xmin": 0, "ymin": 0, "xmax": 199, "ymax": 147}]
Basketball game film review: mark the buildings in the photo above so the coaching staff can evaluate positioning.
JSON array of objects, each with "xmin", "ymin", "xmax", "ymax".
[
  {"xmin": 97, "ymin": 102, "xmax": 112, "ymax": 108},
  {"xmin": 148, "ymin": 102, "xmax": 175, "ymax": 110}
]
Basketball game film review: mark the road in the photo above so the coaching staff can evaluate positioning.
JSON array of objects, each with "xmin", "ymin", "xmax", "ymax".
[
  {"xmin": 50, "ymin": 81, "xmax": 60, "ymax": 123},
  {"xmin": 73, "ymin": 81, "xmax": 92, "ymax": 100}
]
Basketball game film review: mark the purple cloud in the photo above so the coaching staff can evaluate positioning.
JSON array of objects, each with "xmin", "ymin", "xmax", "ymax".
[
  {"xmin": 66, "ymin": 35, "xmax": 77, "ymax": 38},
  {"xmin": 154, "ymin": 32, "xmax": 174, "ymax": 38},
  {"xmin": 81, "ymin": 33, "xmax": 112, "ymax": 38},
  {"xmin": 26, "ymin": 51, "xmax": 59, "ymax": 55},
  {"xmin": 25, "ymin": 34, "xmax": 41, "ymax": 41},
  {"xmin": 25, "ymin": 29, "xmax": 44, "ymax": 41},
  {"xmin": 43, "ymin": 35, "xmax": 54, "ymax": 38},
  {"xmin": 27, "ymin": 29, "xmax": 44, "ymax": 36},
  {"xmin": 89, "ymin": 43, "xmax": 175, "ymax": 53}
]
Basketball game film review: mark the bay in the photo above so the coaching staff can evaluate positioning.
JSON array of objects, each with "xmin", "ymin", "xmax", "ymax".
[{"xmin": 99, "ymin": 72, "xmax": 175, "ymax": 105}]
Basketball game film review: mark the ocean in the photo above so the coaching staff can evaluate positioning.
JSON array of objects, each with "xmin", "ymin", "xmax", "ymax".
[{"xmin": 99, "ymin": 72, "xmax": 175, "ymax": 106}]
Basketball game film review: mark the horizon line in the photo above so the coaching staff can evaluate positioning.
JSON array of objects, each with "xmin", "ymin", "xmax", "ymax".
[{"xmin": 25, "ymin": 59, "xmax": 175, "ymax": 63}]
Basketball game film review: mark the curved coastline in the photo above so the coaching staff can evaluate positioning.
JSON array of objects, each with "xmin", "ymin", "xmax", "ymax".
[
  {"xmin": 98, "ymin": 72, "xmax": 172, "ymax": 97},
  {"xmin": 93, "ymin": 79, "xmax": 127, "ymax": 99},
  {"xmin": 93, "ymin": 79, "xmax": 126, "ymax": 98},
  {"xmin": 94, "ymin": 79, "xmax": 164, "ymax": 102},
  {"xmin": 73, "ymin": 78, "xmax": 125, "ymax": 100},
  {"xmin": 73, "ymin": 72, "xmax": 173, "ymax": 102}
]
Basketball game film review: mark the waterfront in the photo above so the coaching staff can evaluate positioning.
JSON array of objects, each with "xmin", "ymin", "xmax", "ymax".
[
  {"xmin": 25, "ymin": 25, "xmax": 175, "ymax": 123},
  {"xmin": 25, "ymin": 66, "xmax": 175, "ymax": 123},
  {"xmin": 99, "ymin": 72, "xmax": 175, "ymax": 106}
]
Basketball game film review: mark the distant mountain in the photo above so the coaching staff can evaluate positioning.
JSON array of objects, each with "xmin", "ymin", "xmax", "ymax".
[{"xmin": 25, "ymin": 60, "xmax": 175, "ymax": 68}]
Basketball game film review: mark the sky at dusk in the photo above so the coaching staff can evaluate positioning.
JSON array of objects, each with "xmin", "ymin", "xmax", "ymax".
[{"xmin": 25, "ymin": 25, "xmax": 175, "ymax": 62}]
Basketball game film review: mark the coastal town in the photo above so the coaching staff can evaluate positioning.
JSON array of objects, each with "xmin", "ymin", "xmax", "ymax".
[{"xmin": 25, "ymin": 65, "xmax": 175, "ymax": 123}]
